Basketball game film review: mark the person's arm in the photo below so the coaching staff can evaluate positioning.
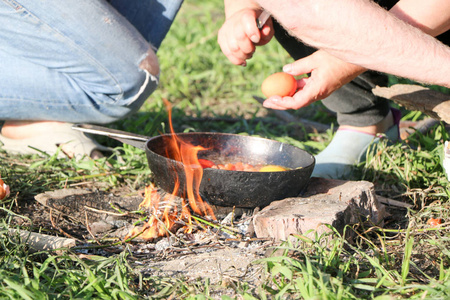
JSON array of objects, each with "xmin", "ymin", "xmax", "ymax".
[
  {"xmin": 263, "ymin": 0, "xmax": 450, "ymax": 110},
  {"xmin": 223, "ymin": 0, "xmax": 260, "ymax": 18},
  {"xmin": 256, "ymin": 0, "xmax": 450, "ymax": 88},
  {"xmin": 218, "ymin": 0, "xmax": 274, "ymax": 66},
  {"xmin": 390, "ymin": 0, "xmax": 450, "ymax": 37}
]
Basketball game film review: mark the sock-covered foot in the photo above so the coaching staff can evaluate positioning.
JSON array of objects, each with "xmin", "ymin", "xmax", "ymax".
[{"xmin": 312, "ymin": 108, "xmax": 401, "ymax": 179}]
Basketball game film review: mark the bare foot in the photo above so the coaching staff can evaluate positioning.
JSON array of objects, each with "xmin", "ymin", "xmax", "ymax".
[
  {"xmin": 339, "ymin": 110, "xmax": 394, "ymax": 135},
  {"xmin": 1, "ymin": 121, "xmax": 66, "ymax": 139}
]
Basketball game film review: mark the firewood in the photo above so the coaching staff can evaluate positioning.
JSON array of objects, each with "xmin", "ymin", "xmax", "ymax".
[
  {"xmin": 372, "ymin": 84, "xmax": 450, "ymax": 123},
  {"xmin": 9, "ymin": 229, "xmax": 76, "ymax": 254},
  {"xmin": 252, "ymin": 178, "xmax": 387, "ymax": 241}
]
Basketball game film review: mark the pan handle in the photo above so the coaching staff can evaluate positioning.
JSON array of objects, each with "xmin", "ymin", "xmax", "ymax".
[{"xmin": 72, "ymin": 124, "xmax": 149, "ymax": 150}]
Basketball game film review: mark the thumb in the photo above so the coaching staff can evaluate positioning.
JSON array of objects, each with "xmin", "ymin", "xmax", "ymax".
[
  {"xmin": 282, "ymin": 56, "xmax": 314, "ymax": 77},
  {"xmin": 242, "ymin": 11, "xmax": 262, "ymax": 43}
]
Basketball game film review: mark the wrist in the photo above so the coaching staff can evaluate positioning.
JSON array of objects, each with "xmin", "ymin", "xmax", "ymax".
[{"xmin": 224, "ymin": 0, "xmax": 261, "ymax": 19}]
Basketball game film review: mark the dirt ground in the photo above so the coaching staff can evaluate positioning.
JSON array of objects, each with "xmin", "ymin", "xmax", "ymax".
[{"xmin": 10, "ymin": 186, "xmax": 275, "ymax": 286}]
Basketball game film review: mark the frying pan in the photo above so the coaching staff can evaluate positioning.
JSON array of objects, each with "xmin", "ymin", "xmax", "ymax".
[{"xmin": 72, "ymin": 124, "xmax": 315, "ymax": 208}]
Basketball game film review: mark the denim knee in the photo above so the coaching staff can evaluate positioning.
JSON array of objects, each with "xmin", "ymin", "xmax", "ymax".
[{"xmin": 86, "ymin": 67, "xmax": 160, "ymax": 124}]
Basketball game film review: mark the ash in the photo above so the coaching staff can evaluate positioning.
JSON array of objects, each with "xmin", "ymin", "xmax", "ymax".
[
  {"xmin": 125, "ymin": 210, "xmax": 273, "ymax": 286},
  {"xmin": 127, "ymin": 232, "xmax": 272, "ymax": 287}
]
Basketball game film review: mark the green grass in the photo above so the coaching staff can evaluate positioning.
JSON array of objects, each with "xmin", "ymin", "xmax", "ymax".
[{"xmin": 0, "ymin": 0, "xmax": 449, "ymax": 298}]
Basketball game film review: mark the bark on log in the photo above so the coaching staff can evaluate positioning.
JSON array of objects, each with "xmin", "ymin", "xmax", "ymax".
[{"xmin": 372, "ymin": 84, "xmax": 450, "ymax": 123}]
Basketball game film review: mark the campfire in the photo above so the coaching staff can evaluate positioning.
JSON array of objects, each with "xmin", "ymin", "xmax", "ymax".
[
  {"xmin": 70, "ymin": 101, "xmax": 315, "ymax": 242},
  {"xmin": 125, "ymin": 101, "xmax": 216, "ymax": 241}
]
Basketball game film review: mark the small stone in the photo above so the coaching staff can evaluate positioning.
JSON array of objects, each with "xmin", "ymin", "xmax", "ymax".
[{"xmin": 89, "ymin": 221, "xmax": 114, "ymax": 235}]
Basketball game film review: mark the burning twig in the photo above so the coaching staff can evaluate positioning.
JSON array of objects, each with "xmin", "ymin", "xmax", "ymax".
[
  {"xmin": 125, "ymin": 184, "xmax": 185, "ymax": 241},
  {"xmin": 191, "ymin": 215, "xmax": 240, "ymax": 237}
]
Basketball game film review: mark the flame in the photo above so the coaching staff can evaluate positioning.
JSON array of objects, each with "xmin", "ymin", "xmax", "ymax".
[{"xmin": 125, "ymin": 100, "xmax": 216, "ymax": 241}]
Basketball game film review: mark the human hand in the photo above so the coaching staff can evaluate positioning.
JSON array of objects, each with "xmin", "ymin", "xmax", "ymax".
[
  {"xmin": 262, "ymin": 50, "xmax": 366, "ymax": 110},
  {"xmin": 218, "ymin": 9, "xmax": 274, "ymax": 66}
]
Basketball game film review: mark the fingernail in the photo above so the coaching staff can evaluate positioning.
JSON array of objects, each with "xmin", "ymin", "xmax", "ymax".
[
  {"xmin": 250, "ymin": 35, "xmax": 259, "ymax": 43},
  {"xmin": 283, "ymin": 64, "xmax": 292, "ymax": 72},
  {"xmin": 240, "ymin": 62, "xmax": 247, "ymax": 67}
]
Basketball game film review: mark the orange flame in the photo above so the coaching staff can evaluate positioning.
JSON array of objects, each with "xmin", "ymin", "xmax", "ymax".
[{"xmin": 125, "ymin": 100, "xmax": 216, "ymax": 241}]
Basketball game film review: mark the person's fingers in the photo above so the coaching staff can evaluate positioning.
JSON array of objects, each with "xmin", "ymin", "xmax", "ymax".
[
  {"xmin": 218, "ymin": 28, "xmax": 248, "ymax": 66},
  {"xmin": 262, "ymin": 95, "xmax": 310, "ymax": 110},
  {"xmin": 296, "ymin": 77, "xmax": 308, "ymax": 89},
  {"xmin": 262, "ymin": 78, "xmax": 319, "ymax": 110},
  {"xmin": 291, "ymin": 79, "xmax": 320, "ymax": 107},
  {"xmin": 217, "ymin": 9, "xmax": 266, "ymax": 66},
  {"xmin": 233, "ymin": 22, "xmax": 256, "ymax": 56},
  {"xmin": 257, "ymin": 19, "xmax": 275, "ymax": 45},
  {"xmin": 262, "ymin": 96, "xmax": 298, "ymax": 110},
  {"xmin": 242, "ymin": 11, "xmax": 262, "ymax": 44},
  {"xmin": 218, "ymin": 37, "xmax": 246, "ymax": 65}
]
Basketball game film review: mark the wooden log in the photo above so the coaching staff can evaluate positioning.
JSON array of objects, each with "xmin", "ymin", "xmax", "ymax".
[
  {"xmin": 9, "ymin": 229, "xmax": 76, "ymax": 254},
  {"xmin": 372, "ymin": 84, "xmax": 450, "ymax": 123}
]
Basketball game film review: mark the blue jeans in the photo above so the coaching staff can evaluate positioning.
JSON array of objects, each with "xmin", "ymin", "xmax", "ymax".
[{"xmin": 0, "ymin": 0, "xmax": 183, "ymax": 124}]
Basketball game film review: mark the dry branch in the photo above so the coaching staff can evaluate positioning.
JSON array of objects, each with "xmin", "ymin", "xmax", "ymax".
[{"xmin": 377, "ymin": 196, "xmax": 413, "ymax": 209}]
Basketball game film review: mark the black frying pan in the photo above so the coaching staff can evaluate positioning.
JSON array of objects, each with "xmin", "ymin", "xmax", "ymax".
[{"xmin": 72, "ymin": 124, "xmax": 315, "ymax": 208}]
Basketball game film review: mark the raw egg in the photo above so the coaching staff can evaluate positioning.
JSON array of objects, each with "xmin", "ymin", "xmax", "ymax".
[
  {"xmin": 261, "ymin": 72, "xmax": 297, "ymax": 98},
  {"xmin": 259, "ymin": 165, "xmax": 288, "ymax": 172}
]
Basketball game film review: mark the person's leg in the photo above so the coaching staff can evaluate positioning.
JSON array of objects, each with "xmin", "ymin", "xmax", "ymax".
[
  {"xmin": 273, "ymin": 20, "xmax": 399, "ymax": 178},
  {"xmin": 108, "ymin": 0, "xmax": 183, "ymax": 50},
  {"xmin": 0, "ymin": 0, "xmax": 184, "ymax": 123},
  {"xmin": 0, "ymin": 0, "xmax": 182, "ymax": 157}
]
